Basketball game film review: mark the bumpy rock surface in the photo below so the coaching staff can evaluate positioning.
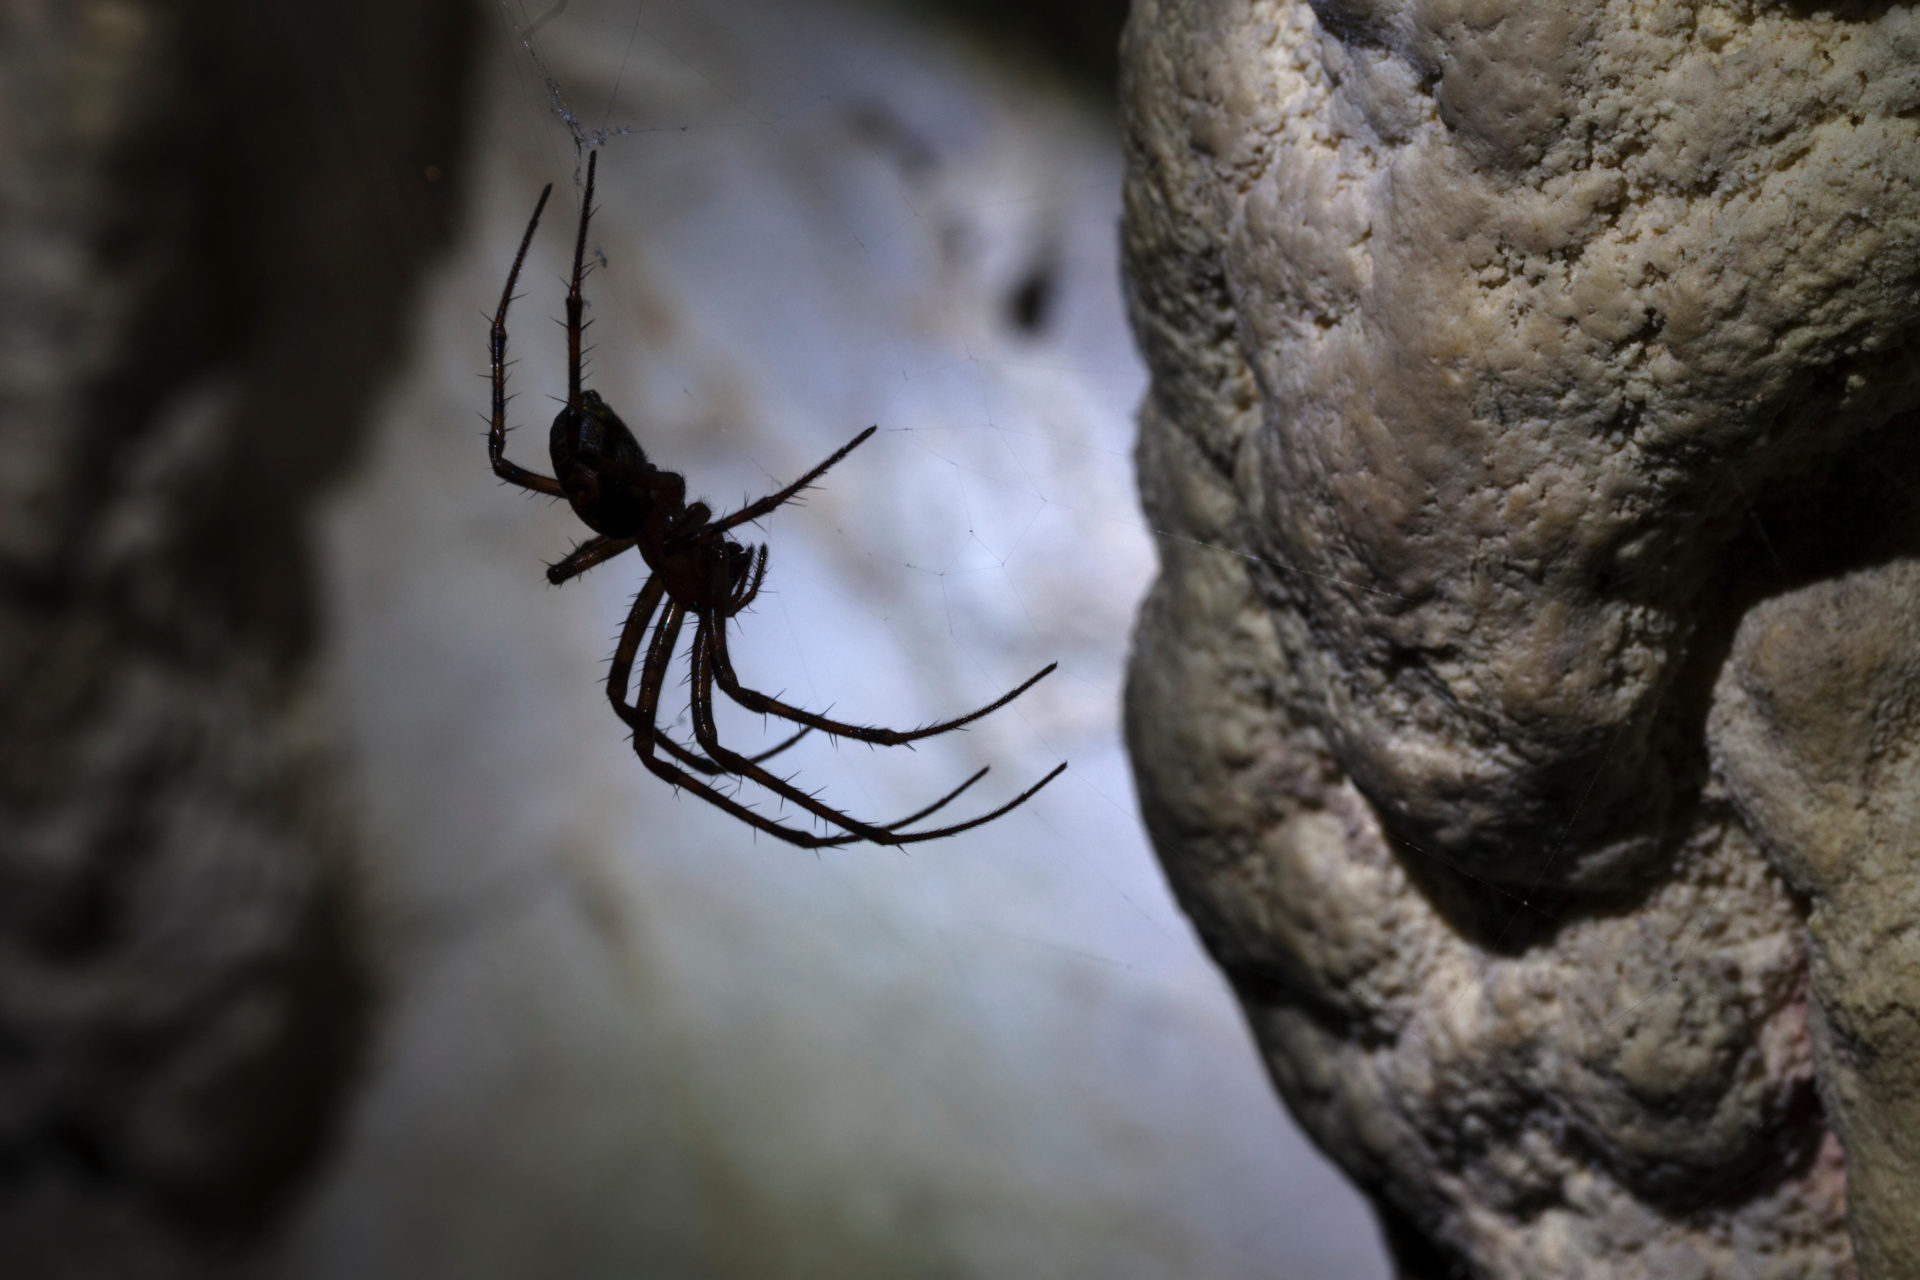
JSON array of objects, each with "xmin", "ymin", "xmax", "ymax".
[
  {"xmin": 1119, "ymin": 1, "xmax": 1920, "ymax": 1275},
  {"xmin": 1713, "ymin": 555, "xmax": 1920, "ymax": 1279}
]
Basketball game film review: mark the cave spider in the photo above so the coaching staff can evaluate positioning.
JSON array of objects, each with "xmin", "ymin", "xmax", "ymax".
[{"xmin": 487, "ymin": 151, "xmax": 1065, "ymax": 847}]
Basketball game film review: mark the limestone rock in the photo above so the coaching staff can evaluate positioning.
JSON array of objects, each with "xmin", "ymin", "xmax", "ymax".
[
  {"xmin": 1714, "ymin": 559, "xmax": 1920, "ymax": 1279},
  {"xmin": 1120, "ymin": 0, "xmax": 1920, "ymax": 1274}
]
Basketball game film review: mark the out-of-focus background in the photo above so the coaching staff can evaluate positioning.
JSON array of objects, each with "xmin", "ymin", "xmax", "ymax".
[{"xmin": 0, "ymin": 0, "xmax": 1391, "ymax": 1276}]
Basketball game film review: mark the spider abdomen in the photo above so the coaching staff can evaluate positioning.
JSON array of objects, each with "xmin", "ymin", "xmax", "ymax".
[{"xmin": 551, "ymin": 390, "xmax": 685, "ymax": 537}]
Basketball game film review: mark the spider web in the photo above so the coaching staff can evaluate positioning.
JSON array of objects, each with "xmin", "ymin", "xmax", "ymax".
[{"xmin": 303, "ymin": 1, "xmax": 1400, "ymax": 1276}]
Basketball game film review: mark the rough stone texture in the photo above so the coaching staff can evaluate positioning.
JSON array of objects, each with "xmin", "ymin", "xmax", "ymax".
[
  {"xmin": 0, "ymin": 0, "xmax": 467, "ymax": 1274},
  {"xmin": 1119, "ymin": 0, "xmax": 1920, "ymax": 1275},
  {"xmin": 1713, "ymin": 555, "xmax": 1920, "ymax": 1279}
]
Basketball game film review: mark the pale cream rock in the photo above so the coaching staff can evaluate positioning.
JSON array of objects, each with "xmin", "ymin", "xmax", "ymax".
[{"xmin": 1121, "ymin": 0, "xmax": 1920, "ymax": 1274}]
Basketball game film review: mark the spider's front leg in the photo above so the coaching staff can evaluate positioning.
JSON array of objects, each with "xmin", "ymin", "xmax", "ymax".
[{"xmin": 488, "ymin": 182, "xmax": 565, "ymax": 498}]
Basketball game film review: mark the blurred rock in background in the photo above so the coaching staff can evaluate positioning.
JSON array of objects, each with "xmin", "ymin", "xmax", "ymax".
[{"xmin": 0, "ymin": 0, "xmax": 470, "ymax": 1275}]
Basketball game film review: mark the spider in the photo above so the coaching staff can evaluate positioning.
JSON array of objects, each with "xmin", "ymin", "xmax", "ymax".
[{"xmin": 487, "ymin": 150, "xmax": 1065, "ymax": 847}]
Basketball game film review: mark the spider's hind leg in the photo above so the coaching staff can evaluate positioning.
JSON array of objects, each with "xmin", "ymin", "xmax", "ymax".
[
  {"xmin": 616, "ymin": 593, "xmax": 858, "ymax": 848},
  {"xmin": 656, "ymin": 723, "xmax": 811, "ymax": 777},
  {"xmin": 685, "ymin": 616, "xmax": 1063, "ymax": 846},
  {"xmin": 705, "ymin": 611, "xmax": 1056, "ymax": 746}
]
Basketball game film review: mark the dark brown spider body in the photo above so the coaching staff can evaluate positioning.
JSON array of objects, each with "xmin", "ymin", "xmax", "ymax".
[
  {"xmin": 487, "ymin": 150, "xmax": 1064, "ymax": 848},
  {"xmin": 550, "ymin": 390, "xmax": 682, "ymax": 540}
]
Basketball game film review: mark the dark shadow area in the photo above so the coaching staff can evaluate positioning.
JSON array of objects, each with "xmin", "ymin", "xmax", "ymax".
[{"xmin": 903, "ymin": 0, "xmax": 1129, "ymax": 98}]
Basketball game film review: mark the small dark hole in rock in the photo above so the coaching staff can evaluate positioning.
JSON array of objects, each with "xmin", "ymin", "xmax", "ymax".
[{"xmin": 1007, "ymin": 266, "xmax": 1055, "ymax": 334}]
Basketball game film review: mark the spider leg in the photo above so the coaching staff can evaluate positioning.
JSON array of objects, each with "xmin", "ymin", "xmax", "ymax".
[
  {"xmin": 547, "ymin": 534, "xmax": 636, "ymax": 586},
  {"xmin": 728, "ymin": 545, "xmax": 770, "ymax": 613},
  {"xmin": 684, "ymin": 612, "xmax": 898, "ymax": 837},
  {"xmin": 684, "ymin": 615, "xmax": 878, "ymax": 832},
  {"xmin": 886, "ymin": 759, "xmax": 1067, "ymax": 843},
  {"xmin": 875, "ymin": 765, "xmax": 993, "ymax": 832},
  {"xmin": 741, "ymin": 724, "xmax": 811, "ymax": 763},
  {"xmin": 642, "ymin": 543, "xmax": 768, "ymax": 767},
  {"xmin": 566, "ymin": 150, "xmax": 598, "ymax": 412},
  {"xmin": 706, "ymin": 612, "xmax": 1056, "ymax": 746},
  {"xmin": 687, "ymin": 615, "xmax": 1064, "ymax": 845},
  {"xmin": 605, "ymin": 574, "xmax": 810, "ymax": 773},
  {"xmin": 711, "ymin": 426, "xmax": 879, "ymax": 534},
  {"xmin": 654, "ymin": 724, "xmax": 811, "ymax": 777},
  {"xmin": 620, "ymin": 600, "xmax": 866, "ymax": 847},
  {"xmin": 615, "ymin": 590, "xmax": 743, "ymax": 777},
  {"xmin": 607, "ymin": 575, "xmax": 668, "ymax": 727},
  {"xmin": 654, "ymin": 728, "xmax": 726, "ymax": 776},
  {"xmin": 656, "ymin": 710, "xmax": 985, "ymax": 828},
  {"xmin": 489, "ymin": 182, "xmax": 565, "ymax": 498},
  {"xmin": 608, "ymin": 569, "xmax": 1037, "ymax": 846}
]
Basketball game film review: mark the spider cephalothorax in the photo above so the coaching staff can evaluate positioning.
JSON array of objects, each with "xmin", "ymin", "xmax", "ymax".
[{"xmin": 487, "ymin": 150, "xmax": 1064, "ymax": 847}]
